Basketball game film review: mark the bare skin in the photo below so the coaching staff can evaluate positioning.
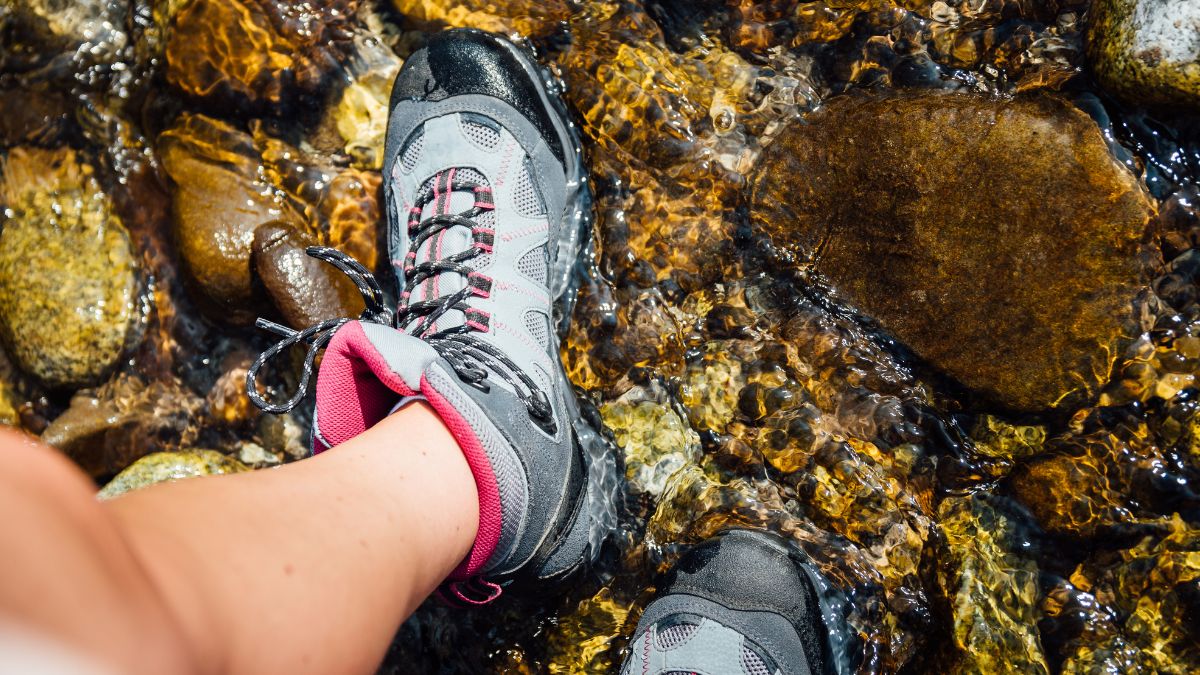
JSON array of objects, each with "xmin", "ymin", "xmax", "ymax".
[{"xmin": 0, "ymin": 402, "xmax": 479, "ymax": 675}]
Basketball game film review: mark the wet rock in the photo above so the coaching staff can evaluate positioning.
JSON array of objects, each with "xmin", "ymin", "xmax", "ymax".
[
  {"xmin": 97, "ymin": 449, "xmax": 249, "ymax": 499},
  {"xmin": 543, "ymin": 586, "xmax": 632, "ymax": 674},
  {"xmin": 158, "ymin": 113, "xmax": 302, "ymax": 325},
  {"xmin": 936, "ymin": 494, "xmax": 1049, "ymax": 674},
  {"xmin": 0, "ymin": 147, "xmax": 138, "ymax": 389},
  {"xmin": 206, "ymin": 353, "xmax": 260, "ymax": 429},
  {"xmin": 752, "ymin": 91, "xmax": 1156, "ymax": 413},
  {"xmin": 256, "ymin": 410, "xmax": 308, "ymax": 460},
  {"xmin": 1089, "ymin": 0, "xmax": 1200, "ymax": 108},
  {"xmin": 600, "ymin": 381, "xmax": 701, "ymax": 498},
  {"xmin": 320, "ymin": 168, "xmax": 381, "ymax": 270},
  {"xmin": 158, "ymin": 114, "xmax": 280, "ymax": 316},
  {"xmin": 0, "ymin": 86, "xmax": 73, "ymax": 148},
  {"xmin": 235, "ymin": 441, "xmax": 282, "ymax": 468},
  {"xmin": 0, "ymin": 378, "xmax": 20, "ymax": 428},
  {"xmin": 42, "ymin": 373, "xmax": 204, "ymax": 478},
  {"xmin": 558, "ymin": 3, "xmax": 807, "ymax": 290},
  {"xmin": 1009, "ymin": 423, "xmax": 1185, "ymax": 539},
  {"xmin": 330, "ymin": 36, "xmax": 403, "ymax": 170},
  {"xmin": 165, "ymin": 0, "xmax": 357, "ymax": 110},
  {"xmin": 252, "ymin": 223, "xmax": 365, "ymax": 329},
  {"xmin": 0, "ymin": 0, "xmax": 129, "ymax": 71},
  {"xmin": 1064, "ymin": 515, "xmax": 1200, "ymax": 672},
  {"xmin": 390, "ymin": 0, "xmax": 570, "ymax": 38}
]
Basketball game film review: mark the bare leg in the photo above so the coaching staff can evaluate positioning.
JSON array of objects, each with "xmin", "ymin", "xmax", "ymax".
[{"xmin": 0, "ymin": 402, "xmax": 478, "ymax": 675}]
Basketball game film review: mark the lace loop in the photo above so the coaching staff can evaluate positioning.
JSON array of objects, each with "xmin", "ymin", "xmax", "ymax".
[{"xmin": 245, "ymin": 247, "xmax": 392, "ymax": 414}]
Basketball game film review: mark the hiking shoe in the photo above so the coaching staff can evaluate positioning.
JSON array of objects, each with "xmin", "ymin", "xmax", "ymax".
[
  {"xmin": 245, "ymin": 28, "xmax": 618, "ymax": 600},
  {"xmin": 622, "ymin": 529, "xmax": 833, "ymax": 675}
]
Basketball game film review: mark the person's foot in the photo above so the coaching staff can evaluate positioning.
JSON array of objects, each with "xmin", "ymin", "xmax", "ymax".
[
  {"xmin": 246, "ymin": 28, "xmax": 616, "ymax": 601},
  {"xmin": 622, "ymin": 529, "xmax": 832, "ymax": 675}
]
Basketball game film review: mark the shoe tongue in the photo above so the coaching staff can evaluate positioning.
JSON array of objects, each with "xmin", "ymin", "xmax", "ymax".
[{"xmin": 411, "ymin": 168, "xmax": 489, "ymax": 334}]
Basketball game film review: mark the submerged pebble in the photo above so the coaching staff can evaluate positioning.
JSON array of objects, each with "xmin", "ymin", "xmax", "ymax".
[
  {"xmin": 1089, "ymin": 0, "xmax": 1200, "ymax": 108},
  {"xmin": 0, "ymin": 147, "xmax": 138, "ymax": 390},
  {"xmin": 97, "ymin": 449, "xmax": 249, "ymax": 499}
]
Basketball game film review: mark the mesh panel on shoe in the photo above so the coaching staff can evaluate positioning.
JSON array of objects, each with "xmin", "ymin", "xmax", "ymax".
[
  {"xmin": 741, "ymin": 646, "xmax": 771, "ymax": 675},
  {"xmin": 656, "ymin": 622, "xmax": 698, "ymax": 650},
  {"xmin": 523, "ymin": 310, "xmax": 550, "ymax": 350},
  {"xmin": 514, "ymin": 157, "xmax": 547, "ymax": 217},
  {"xmin": 516, "ymin": 245, "xmax": 548, "ymax": 286},
  {"xmin": 461, "ymin": 114, "xmax": 502, "ymax": 151},
  {"xmin": 400, "ymin": 129, "xmax": 424, "ymax": 173}
]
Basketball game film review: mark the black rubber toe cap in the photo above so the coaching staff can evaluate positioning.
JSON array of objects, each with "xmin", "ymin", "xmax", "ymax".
[
  {"xmin": 660, "ymin": 529, "xmax": 829, "ymax": 674},
  {"xmin": 390, "ymin": 28, "xmax": 565, "ymax": 162}
]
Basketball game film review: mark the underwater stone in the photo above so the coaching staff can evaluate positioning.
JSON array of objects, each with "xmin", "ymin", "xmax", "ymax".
[
  {"xmin": 97, "ymin": 449, "xmax": 249, "ymax": 499},
  {"xmin": 158, "ymin": 113, "xmax": 303, "ymax": 325},
  {"xmin": 390, "ymin": 0, "xmax": 569, "ymax": 37},
  {"xmin": 252, "ymin": 223, "xmax": 366, "ymax": 330},
  {"xmin": 600, "ymin": 382, "xmax": 701, "ymax": 498},
  {"xmin": 165, "ymin": 0, "xmax": 357, "ymax": 110},
  {"xmin": 1089, "ymin": 0, "xmax": 1200, "ymax": 108},
  {"xmin": 331, "ymin": 37, "xmax": 403, "ymax": 170},
  {"xmin": 936, "ymin": 494, "xmax": 1049, "ymax": 674},
  {"xmin": 42, "ymin": 373, "xmax": 204, "ymax": 478},
  {"xmin": 0, "ymin": 147, "xmax": 138, "ymax": 390},
  {"xmin": 1065, "ymin": 515, "xmax": 1200, "ymax": 672},
  {"xmin": 752, "ymin": 91, "xmax": 1156, "ymax": 413}
]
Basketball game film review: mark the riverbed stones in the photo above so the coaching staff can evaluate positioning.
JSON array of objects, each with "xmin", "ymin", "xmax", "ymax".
[
  {"xmin": 391, "ymin": 0, "xmax": 569, "ymax": 37},
  {"xmin": 42, "ymin": 373, "xmax": 204, "ymax": 478},
  {"xmin": 751, "ymin": 91, "xmax": 1156, "ymax": 413},
  {"xmin": 97, "ymin": 449, "xmax": 249, "ymax": 499},
  {"xmin": 252, "ymin": 223, "xmax": 365, "ymax": 329},
  {"xmin": 158, "ymin": 113, "xmax": 303, "ymax": 325},
  {"xmin": 936, "ymin": 494, "xmax": 1049, "ymax": 674},
  {"xmin": 0, "ymin": 147, "xmax": 138, "ymax": 390},
  {"xmin": 1088, "ymin": 0, "xmax": 1200, "ymax": 108},
  {"xmin": 165, "ymin": 0, "xmax": 357, "ymax": 110}
]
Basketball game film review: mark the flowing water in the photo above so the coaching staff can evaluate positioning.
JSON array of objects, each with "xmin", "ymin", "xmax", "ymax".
[{"xmin": 1, "ymin": 0, "xmax": 1199, "ymax": 673}]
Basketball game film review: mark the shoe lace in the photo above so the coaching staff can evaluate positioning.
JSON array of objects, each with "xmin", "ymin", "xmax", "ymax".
[
  {"xmin": 245, "ymin": 172, "xmax": 556, "ymax": 433},
  {"xmin": 245, "ymin": 247, "xmax": 391, "ymax": 415}
]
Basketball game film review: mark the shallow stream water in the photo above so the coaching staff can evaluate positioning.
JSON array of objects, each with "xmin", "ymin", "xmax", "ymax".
[{"xmin": 1, "ymin": 1, "xmax": 1199, "ymax": 673}]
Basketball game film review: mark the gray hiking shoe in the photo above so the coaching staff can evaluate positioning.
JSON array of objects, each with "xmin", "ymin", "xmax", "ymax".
[
  {"xmin": 245, "ymin": 29, "xmax": 618, "ymax": 601},
  {"xmin": 622, "ymin": 530, "xmax": 833, "ymax": 675}
]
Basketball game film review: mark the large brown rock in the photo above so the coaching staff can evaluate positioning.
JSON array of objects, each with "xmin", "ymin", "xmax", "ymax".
[
  {"xmin": 159, "ymin": 113, "xmax": 301, "ymax": 325},
  {"xmin": 751, "ymin": 91, "xmax": 1156, "ymax": 412}
]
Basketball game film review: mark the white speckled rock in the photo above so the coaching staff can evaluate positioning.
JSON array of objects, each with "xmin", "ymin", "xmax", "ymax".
[{"xmin": 1089, "ymin": 0, "xmax": 1200, "ymax": 107}]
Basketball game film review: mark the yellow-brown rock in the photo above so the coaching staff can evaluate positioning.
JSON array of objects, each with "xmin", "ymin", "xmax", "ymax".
[
  {"xmin": 390, "ymin": 0, "xmax": 569, "ymax": 38},
  {"xmin": 166, "ymin": 0, "xmax": 358, "ymax": 109},
  {"xmin": 0, "ymin": 147, "xmax": 139, "ymax": 389},
  {"xmin": 97, "ymin": 449, "xmax": 249, "ymax": 499},
  {"xmin": 751, "ymin": 91, "xmax": 1156, "ymax": 412},
  {"xmin": 936, "ymin": 494, "xmax": 1049, "ymax": 674},
  {"xmin": 159, "ymin": 113, "xmax": 301, "ymax": 325},
  {"xmin": 42, "ymin": 374, "xmax": 204, "ymax": 478},
  {"xmin": 252, "ymin": 223, "xmax": 366, "ymax": 329}
]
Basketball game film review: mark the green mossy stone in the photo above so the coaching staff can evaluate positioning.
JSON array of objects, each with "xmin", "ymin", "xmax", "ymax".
[
  {"xmin": 0, "ymin": 147, "xmax": 138, "ymax": 390},
  {"xmin": 97, "ymin": 449, "xmax": 250, "ymax": 499}
]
